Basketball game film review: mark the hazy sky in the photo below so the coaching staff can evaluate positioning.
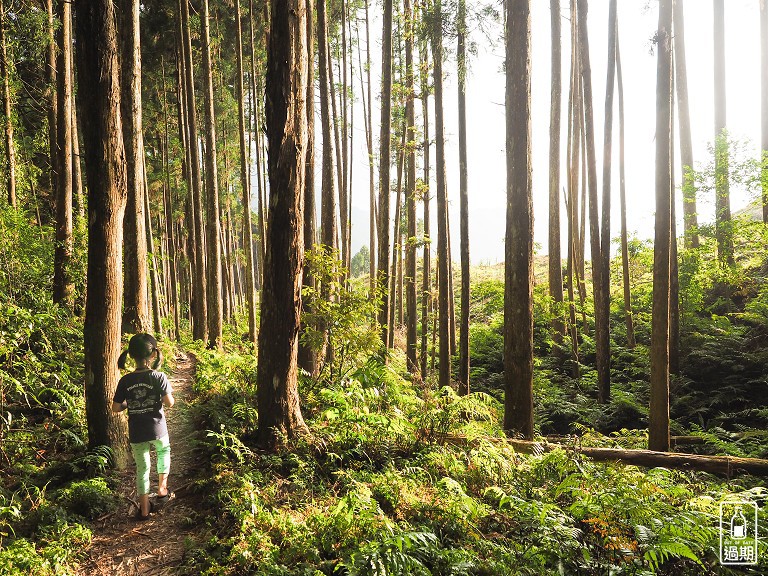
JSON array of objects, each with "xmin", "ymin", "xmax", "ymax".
[{"xmin": 341, "ymin": 0, "xmax": 763, "ymax": 264}]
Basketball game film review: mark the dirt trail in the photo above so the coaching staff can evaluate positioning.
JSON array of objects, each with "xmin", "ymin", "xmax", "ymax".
[{"xmin": 78, "ymin": 352, "xmax": 202, "ymax": 576}]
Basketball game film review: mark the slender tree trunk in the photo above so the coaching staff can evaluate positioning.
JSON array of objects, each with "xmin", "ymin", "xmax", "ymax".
[
  {"xmin": 617, "ymin": 33, "xmax": 635, "ymax": 348},
  {"xmin": 257, "ymin": 0, "xmax": 309, "ymax": 450},
  {"xmin": 248, "ymin": 0, "xmax": 265, "ymax": 288},
  {"xmin": 504, "ymin": 0, "xmax": 534, "ymax": 440},
  {"xmin": 0, "ymin": 0, "xmax": 14, "ymax": 208},
  {"xmin": 75, "ymin": 0, "xmax": 130, "ymax": 466},
  {"xmin": 673, "ymin": 0, "xmax": 698, "ymax": 247},
  {"xmin": 143, "ymin": 169, "xmax": 162, "ymax": 335},
  {"xmin": 713, "ymin": 0, "xmax": 733, "ymax": 266},
  {"xmin": 200, "ymin": 0, "xmax": 223, "ymax": 349},
  {"xmin": 456, "ymin": 0, "xmax": 470, "ymax": 394},
  {"xmin": 566, "ymin": 0, "xmax": 580, "ymax": 373},
  {"xmin": 341, "ymin": 0, "xmax": 350, "ymax": 271},
  {"xmin": 548, "ymin": 0, "xmax": 564, "ymax": 343},
  {"xmin": 46, "ymin": 0, "xmax": 57, "ymax": 219},
  {"xmin": 318, "ymin": 0, "xmax": 337, "ymax": 257},
  {"xmin": 578, "ymin": 0, "xmax": 609, "ymax": 402},
  {"xmin": 298, "ymin": 0, "xmax": 318, "ymax": 376},
  {"xmin": 160, "ymin": 69, "xmax": 181, "ymax": 341},
  {"xmin": 361, "ymin": 0, "xmax": 377, "ymax": 296},
  {"xmin": 120, "ymin": 0, "xmax": 150, "ymax": 335},
  {"xmin": 404, "ymin": 0, "xmax": 419, "ymax": 378},
  {"xmin": 377, "ymin": 0, "xmax": 393, "ymax": 348},
  {"xmin": 388, "ymin": 133, "xmax": 406, "ymax": 348},
  {"xmin": 420, "ymin": 33, "xmax": 431, "ymax": 380},
  {"xmin": 54, "ymin": 0, "xmax": 74, "ymax": 307},
  {"xmin": 328, "ymin": 48, "xmax": 346, "ymax": 266},
  {"xmin": 649, "ymin": 0, "xmax": 673, "ymax": 453},
  {"xmin": 432, "ymin": 0, "xmax": 451, "ymax": 390},
  {"xmin": 71, "ymin": 65, "xmax": 85, "ymax": 222},
  {"xmin": 180, "ymin": 0, "xmax": 208, "ymax": 340}
]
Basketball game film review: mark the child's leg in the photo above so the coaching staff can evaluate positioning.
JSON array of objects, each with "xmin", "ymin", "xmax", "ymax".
[
  {"xmin": 131, "ymin": 441, "xmax": 152, "ymax": 516},
  {"xmin": 153, "ymin": 435, "xmax": 171, "ymax": 496}
]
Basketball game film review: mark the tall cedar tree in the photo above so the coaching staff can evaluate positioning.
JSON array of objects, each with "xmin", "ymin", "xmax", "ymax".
[
  {"xmin": 257, "ymin": 0, "xmax": 309, "ymax": 449},
  {"xmin": 649, "ymin": 0, "xmax": 673, "ymax": 453},
  {"xmin": 504, "ymin": 0, "xmax": 534, "ymax": 439},
  {"xmin": 673, "ymin": 0, "xmax": 698, "ymax": 247},
  {"xmin": 235, "ymin": 0, "xmax": 257, "ymax": 345},
  {"xmin": 377, "ymin": 0, "xmax": 393, "ymax": 347},
  {"xmin": 713, "ymin": 0, "xmax": 733, "ymax": 266},
  {"xmin": 53, "ymin": 0, "xmax": 74, "ymax": 306},
  {"xmin": 420, "ymin": 30, "xmax": 431, "ymax": 380},
  {"xmin": 548, "ymin": 0, "xmax": 564, "ymax": 342},
  {"xmin": 616, "ymin": 31, "xmax": 636, "ymax": 348},
  {"xmin": 433, "ymin": 0, "xmax": 451, "ymax": 389},
  {"xmin": 405, "ymin": 0, "xmax": 419, "ymax": 378},
  {"xmin": 0, "ymin": 0, "xmax": 14, "ymax": 208},
  {"xmin": 577, "ymin": 0, "xmax": 610, "ymax": 403},
  {"xmin": 180, "ymin": 0, "xmax": 208, "ymax": 339},
  {"xmin": 457, "ymin": 0, "xmax": 470, "ymax": 394},
  {"xmin": 46, "ymin": 0, "xmax": 56, "ymax": 216},
  {"xmin": 298, "ymin": 0, "xmax": 318, "ymax": 376},
  {"xmin": 120, "ymin": 0, "xmax": 150, "ymax": 334},
  {"xmin": 318, "ymin": 0, "xmax": 337, "ymax": 256},
  {"xmin": 201, "ymin": 0, "xmax": 223, "ymax": 349},
  {"xmin": 75, "ymin": 0, "xmax": 130, "ymax": 464},
  {"xmin": 364, "ymin": 0, "xmax": 377, "ymax": 295}
]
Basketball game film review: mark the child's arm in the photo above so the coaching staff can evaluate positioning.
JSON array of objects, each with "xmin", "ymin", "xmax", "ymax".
[
  {"xmin": 162, "ymin": 393, "xmax": 175, "ymax": 408},
  {"xmin": 112, "ymin": 400, "xmax": 127, "ymax": 413}
]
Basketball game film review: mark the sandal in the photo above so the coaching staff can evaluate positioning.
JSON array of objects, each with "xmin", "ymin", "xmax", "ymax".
[
  {"xmin": 154, "ymin": 491, "xmax": 175, "ymax": 509},
  {"xmin": 134, "ymin": 500, "xmax": 155, "ymax": 520}
]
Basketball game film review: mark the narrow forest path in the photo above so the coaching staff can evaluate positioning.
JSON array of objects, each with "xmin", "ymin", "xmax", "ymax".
[{"xmin": 78, "ymin": 352, "xmax": 202, "ymax": 576}]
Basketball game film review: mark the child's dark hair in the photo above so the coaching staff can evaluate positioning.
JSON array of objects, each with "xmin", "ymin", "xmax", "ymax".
[{"xmin": 118, "ymin": 333, "xmax": 163, "ymax": 370}]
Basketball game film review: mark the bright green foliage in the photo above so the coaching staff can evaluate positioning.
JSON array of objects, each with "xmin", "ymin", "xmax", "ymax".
[
  {"xmin": 301, "ymin": 247, "xmax": 381, "ymax": 385},
  {"xmin": 184, "ymin": 347, "xmax": 768, "ymax": 575}
]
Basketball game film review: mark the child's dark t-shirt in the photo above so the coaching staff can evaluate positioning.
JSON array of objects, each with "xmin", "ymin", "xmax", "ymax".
[{"xmin": 113, "ymin": 369, "xmax": 172, "ymax": 443}]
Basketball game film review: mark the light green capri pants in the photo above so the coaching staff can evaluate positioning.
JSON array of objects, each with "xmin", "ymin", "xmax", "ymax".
[{"xmin": 130, "ymin": 435, "xmax": 170, "ymax": 495}]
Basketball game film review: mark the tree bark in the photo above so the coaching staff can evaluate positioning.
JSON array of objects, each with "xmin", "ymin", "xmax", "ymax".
[
  {"xmin": 616, "ymin": 33, "xmax": 635, "ymax": 348},
  {"xmin": 180, "ymin": 0, "xmax": 208, "ymax": 340},
  {"xmin": 143, "ymin": 168, "xmax": 162, "ymax": 335},
  {"xmin": 548, "ymin": 0, "xmax": 564, "ymax": 343},
  {"xmin": 75, "ymin": 0, "xmax": 130, "ymax": 466},
  {"xmin": 0, "ymin": 0, "xmax": 14, "ymax": 208},
  {"xmin": 249, "ymin": 0, "xmax": 265, "ymax": 288},
  {"xmin": 53, "ymin": 0, "xmax": 74, "ymax": 307},
  {"xmin": 257, "ymin": 0, "xmax": 309, "ymax": 450},
  {"xmin": 578, "ymin": 0, "xmax": 609, "ymax": 402},
  {"xmin": 566, "ymin": 0, "xmax": 580, "ymax": 373},
  {"xmin": 504, "ymin": 0, "xmax": 534, "ymax": 440},
  {"xmin": 673, "ymin": 0, "xmax": 698, "ymax": 247},
  {"xmin": 201, "ymin": 0, "xmax": 223, "ymax": 349},
  {"xmin": 649, "ymin": 0, "xmax": 673, "ymax": 453},
  {"xmin": 120, "ymin": 0, "xmax": 150, "ymax": 335},
  {"xmin": 377, "ymin": 0, "xmax": 393, "ymax": 348},
  {"xmin": 713, "ymin": 0, "xmax": 733, "ymax": 266}
]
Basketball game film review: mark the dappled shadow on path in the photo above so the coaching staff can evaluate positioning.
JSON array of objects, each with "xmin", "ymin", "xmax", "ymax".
[{"xmin": 77, "ymin": 352, "xmax": 203, "ymax": 576}]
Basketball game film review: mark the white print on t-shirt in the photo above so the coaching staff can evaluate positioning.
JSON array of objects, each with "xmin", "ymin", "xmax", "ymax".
[{"xmin": 126, "ymin": 382, "xmax": 159, "ymax": 415}]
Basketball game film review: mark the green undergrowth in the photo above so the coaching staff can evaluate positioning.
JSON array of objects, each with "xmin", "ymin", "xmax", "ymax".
[{"xmin": 184, "ymin": 347, "xmax": 767, "ymax": 575}]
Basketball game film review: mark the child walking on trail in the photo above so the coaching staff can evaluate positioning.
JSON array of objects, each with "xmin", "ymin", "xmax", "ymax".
[{"xmin": 112, "ymin": 333, "xmax": 175, "ymax": 520}]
